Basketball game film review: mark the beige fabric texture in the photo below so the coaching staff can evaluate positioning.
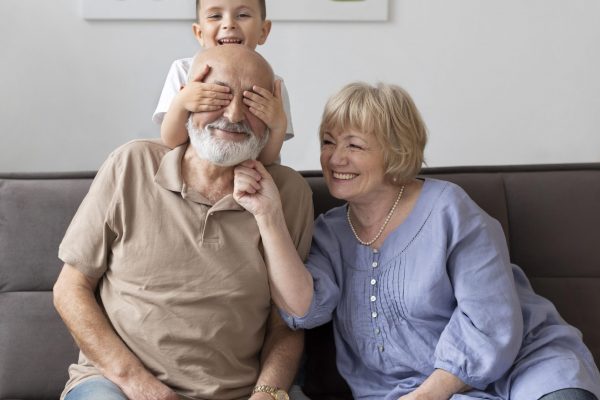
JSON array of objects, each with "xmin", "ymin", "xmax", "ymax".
[{"xmin": 58, "ymin": 139, "xmax": 314, "ymax": 400}]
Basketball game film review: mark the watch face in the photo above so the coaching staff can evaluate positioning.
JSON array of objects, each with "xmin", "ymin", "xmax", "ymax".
[{"xmin": 275, "ymin": 390, "xmax": 289, "ymax": 400}]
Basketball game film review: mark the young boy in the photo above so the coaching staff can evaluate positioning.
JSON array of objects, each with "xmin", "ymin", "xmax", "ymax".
[{"xmin": 153, "ymin": 0, "xmax": 293, "ymax": 165}]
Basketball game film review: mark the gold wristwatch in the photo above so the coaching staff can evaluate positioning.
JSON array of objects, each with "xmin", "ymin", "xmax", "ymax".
[{"xmin": 252, "ymin": 385, "xmax": 289, "ymax": 400}]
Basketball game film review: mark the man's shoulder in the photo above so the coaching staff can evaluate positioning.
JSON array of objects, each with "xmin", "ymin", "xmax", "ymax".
[
  {"xmin": 266, "ymin": 164, "xmax": 311, "ymax": 195},
  {"xmin": 106, "ymin": 139, "xmax": 171, "ymax": 171},
  {"xmin": 111, "ymin": 138, "xmax": 170, "ymax": 157}
]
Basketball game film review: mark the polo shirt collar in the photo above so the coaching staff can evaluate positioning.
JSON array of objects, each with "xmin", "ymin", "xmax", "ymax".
[
  {"xmin": 154, "ymin": 144, "xmax": 186, "ymax": 193},
  {"xmin": 154, "ymin": 144, "xmax": 244, "ymax": 211}
]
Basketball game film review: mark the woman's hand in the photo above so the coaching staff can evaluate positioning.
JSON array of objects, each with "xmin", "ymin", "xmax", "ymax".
[
  {"xmin": 233, "ymin": 160, "xmax": 282, "ymax": 218},
  {"xmin": 397, "ymin": 369, "xmax": 470, "ymax": 400}
]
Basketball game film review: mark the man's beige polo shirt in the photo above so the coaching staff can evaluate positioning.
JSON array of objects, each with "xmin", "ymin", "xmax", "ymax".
[{"xmin": 58, "ymin": 140, "xmax": 313, "ymax": 400}]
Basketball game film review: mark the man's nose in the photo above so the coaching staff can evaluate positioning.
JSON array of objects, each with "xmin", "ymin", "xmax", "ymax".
[{"xmin": 223, "ymin": 96, "xmax": 245, "ymax": 123}]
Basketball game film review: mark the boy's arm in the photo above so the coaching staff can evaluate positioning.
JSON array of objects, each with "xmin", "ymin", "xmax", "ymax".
[
  {"xmin": 161, "ymin": 92, "xmax": 195, "ymax": 148},
  {"xmin": 244, "ymin": 80, "xmax": 287, "ymax": 165},
  {"xmin": 161, "ymin": 65, "xmax": 233, "ymax": 149}
]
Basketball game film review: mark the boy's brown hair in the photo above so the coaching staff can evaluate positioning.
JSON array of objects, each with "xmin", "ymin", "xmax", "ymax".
[{"xmin": 196, "ymin": 0, "xmax": 267, "ymax": 20}]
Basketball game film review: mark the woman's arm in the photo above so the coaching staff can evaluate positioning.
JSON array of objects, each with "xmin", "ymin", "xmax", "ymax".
[
  {"xmin": 233, "ymin": 160, "xmax": 314, "ymax": 316},
  {"xmin": 432, "ymin": 188, "xmax": 524, "ymax": 389}
]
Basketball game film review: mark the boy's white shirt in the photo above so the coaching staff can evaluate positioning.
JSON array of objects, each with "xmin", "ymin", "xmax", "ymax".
[{"xmin": 153, "ymin": 57, "xmax": 294, "ymax": 140}]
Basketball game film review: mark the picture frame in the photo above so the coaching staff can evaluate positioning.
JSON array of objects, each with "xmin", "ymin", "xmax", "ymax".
[{"xmin": 267, "ymin": 0, "xmax": 389, "ymax": 22}]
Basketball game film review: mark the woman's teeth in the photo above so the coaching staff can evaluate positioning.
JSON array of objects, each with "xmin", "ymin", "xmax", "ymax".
[{"xmin": 333, "ymin": 172, "xmax": 357, "ymax": 180}]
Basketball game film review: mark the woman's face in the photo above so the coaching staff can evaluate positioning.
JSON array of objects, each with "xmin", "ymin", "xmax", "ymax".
[{"xmin": 320, "ymin": 128, "xmax": 389, "ymax": 205}]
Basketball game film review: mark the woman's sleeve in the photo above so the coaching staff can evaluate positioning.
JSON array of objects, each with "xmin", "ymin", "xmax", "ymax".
[
  {"xmin": 279, "ymin": 215, "xmax": 342, "ymax": 330},
  {"xmin": 433, "ymin": 190, "xmax": 523, "ymax": 390}
]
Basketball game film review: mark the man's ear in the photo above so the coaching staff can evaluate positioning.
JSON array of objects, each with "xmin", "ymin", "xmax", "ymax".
[
  {"xmin": 257, "ymin": 19, "xmax": 272, "ymax": 46},
  {"xmin": 192, "ymin": 23, "xmax": 204, "ymax": 47}
]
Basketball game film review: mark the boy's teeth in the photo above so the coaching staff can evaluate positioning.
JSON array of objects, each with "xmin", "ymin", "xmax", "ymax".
[
  {"xmin": 333, "ymin": 172, "xmax": 357, "ymax": 180},
  {"xmin": 219, "ymin": 38, "xmax": 242, "ymax": 44}
]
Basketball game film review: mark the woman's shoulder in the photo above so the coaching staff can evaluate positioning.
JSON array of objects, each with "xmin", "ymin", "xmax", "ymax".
[
  {"xmin": 313, "ymin": 205, "xmax": 348, "ymax": 236},
  {"xmin": 418, "ymin": 178, "xmax": 494, "ymax": 232},
  {"xmin": 421, "ymin": 178, "xmax": 478, "ymax": 209}
]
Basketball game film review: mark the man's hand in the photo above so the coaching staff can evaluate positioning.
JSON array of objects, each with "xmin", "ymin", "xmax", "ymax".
[
  {"xmin": 249, "ymin": 392, "xmax": 273, "ymax": 400},
  {"xmin": 176, "ymin": 64, "xmax": 233, "ymax": 113},
  {"xmin": 243, "ymin": 80, "xmax": 287, "ymax": 136},
  {"xmin": 233, "ymin": 160, "xmax": 282, "ymax": 218},
  {"xmin": 117, "ymin": 368, "xmax": 179, "ymax": 400}
]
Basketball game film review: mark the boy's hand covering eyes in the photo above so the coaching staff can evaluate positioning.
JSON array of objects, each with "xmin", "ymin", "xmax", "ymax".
[
  {"xmin": 243, "ymin": 80, "xmax": 287, "ymax": 135},
  {"xmin": 177, "ymin": 64, "xmax": 233, "ymax": 113}
]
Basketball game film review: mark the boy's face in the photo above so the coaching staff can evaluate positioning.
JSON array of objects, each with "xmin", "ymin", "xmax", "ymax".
[{"xmin": 193, "ymin": 0, "xmax": 271, "ymax": 50}]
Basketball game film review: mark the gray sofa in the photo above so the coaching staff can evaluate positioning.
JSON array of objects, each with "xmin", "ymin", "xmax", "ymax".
[{"xmin": 1, "ymin": 164, "xmax": 600, "ymax": 400}]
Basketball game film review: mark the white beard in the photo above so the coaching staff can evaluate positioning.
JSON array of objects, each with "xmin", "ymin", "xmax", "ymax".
[{"xmin": 187, "ymin": 116, "xmax": 269, "ymax": 167}]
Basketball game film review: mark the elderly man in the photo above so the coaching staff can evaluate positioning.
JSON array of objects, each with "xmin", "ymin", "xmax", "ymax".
[{"xmin": 53, "ymin": 45, "xmax": 313, "ymax": 400}]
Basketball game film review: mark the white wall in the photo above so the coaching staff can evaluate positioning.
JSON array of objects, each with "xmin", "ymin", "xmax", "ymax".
[{"xmin": 1, "ymin": 0, "xmax": 599, "ymax": 173}]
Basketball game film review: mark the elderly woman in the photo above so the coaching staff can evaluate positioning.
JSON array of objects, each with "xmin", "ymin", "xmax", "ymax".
[{"xmin": 233, "ymin": 82, "xmax": 600, "ymax": 400}]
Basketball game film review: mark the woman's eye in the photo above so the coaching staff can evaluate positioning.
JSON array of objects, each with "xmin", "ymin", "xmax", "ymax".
[
  {"xmin": 348, "ymin": 143, "xmax": 363, "ymax": 150},
  {"xmin": 322, "ymin": 139, "xmax": 334, "ymax": 146},
  {"xmin": 207, "ymin": 14, "xmax": 221, "ymax": 19}
]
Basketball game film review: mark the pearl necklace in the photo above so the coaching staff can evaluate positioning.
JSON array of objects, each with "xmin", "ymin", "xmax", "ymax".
[{"xmin": 346, "ymin": 185, "xmax": 405, "ymax": 246}]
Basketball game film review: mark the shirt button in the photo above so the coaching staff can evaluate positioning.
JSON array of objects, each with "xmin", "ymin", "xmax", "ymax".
[
  {"xmin": 373, "ymin": 248, "xmax": 379, "ymax": 253},
  {"xmin": 370, "ymin": 279, "xmax": 376, "ymax": 285},
  {"xmin": 375, "ymin": 328, "xmax": 380, "ymax": 335},
  {"xmin": 378, "ymin": 345, "xmax": 384, "ymax": 352},
  {"xmin": 372, "ymin": 261, "xmax": 378, "ymax": 268},
  {"xmin": 371, "ymin": 312, "xmax": 378, "ymax": 318},
  {"xmin": 370, "ymin": 295, "xmax": 376, "ymax": 302}
]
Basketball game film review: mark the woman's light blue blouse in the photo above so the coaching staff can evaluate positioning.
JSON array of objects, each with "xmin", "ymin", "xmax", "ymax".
[{"xmin": 280, "ymin": 179, "xmax": 600, "ymax": 400}]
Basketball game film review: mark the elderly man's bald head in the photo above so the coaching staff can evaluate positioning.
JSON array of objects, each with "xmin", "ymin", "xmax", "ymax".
[{"xmin": 189, "ymin": 44, "xmax": 274, "ymax": 91}]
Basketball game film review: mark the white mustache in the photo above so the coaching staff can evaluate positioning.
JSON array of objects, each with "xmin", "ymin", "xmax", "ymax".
[{"xmin": 206, "ymin": 117, "xmax": 253, "ymax": 135}]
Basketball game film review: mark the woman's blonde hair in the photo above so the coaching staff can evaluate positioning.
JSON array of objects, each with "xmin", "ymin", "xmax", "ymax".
[{"xmin": 319, "ymin": 82, "xmax": 427, "ymax": 183}]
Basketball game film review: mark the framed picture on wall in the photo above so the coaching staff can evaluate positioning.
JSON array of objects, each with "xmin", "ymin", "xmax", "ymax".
[
  {"xmin": 81, "ymin": 0, "xmax": 388, "ymax": 21},
  {"xmin": 266, "ymin": 0, "xmax": 389, "ymax": 22}
]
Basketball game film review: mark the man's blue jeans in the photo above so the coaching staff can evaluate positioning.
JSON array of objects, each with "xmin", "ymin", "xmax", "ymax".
[
  {"xmin": 64, "ymin": 377, "xmax": 127, "ymax": 400},
  {"xmin": 64, "ymin": 376, "xmax": 312, "ymax": 400}
]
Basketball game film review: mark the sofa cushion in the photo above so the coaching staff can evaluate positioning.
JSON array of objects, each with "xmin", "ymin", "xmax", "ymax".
[{"xmin": 0, "ymin": 292, "xmax": 78, "ymax": 399}]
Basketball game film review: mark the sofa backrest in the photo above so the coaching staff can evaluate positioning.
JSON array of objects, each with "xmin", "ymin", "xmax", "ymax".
[
  {"xmin": 0, "ymin": 172, "xmax": 94, "ymax": 400},
  {"xmin": 1, "ymin": 164, "xmax": 599, "ymax": 400}
]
